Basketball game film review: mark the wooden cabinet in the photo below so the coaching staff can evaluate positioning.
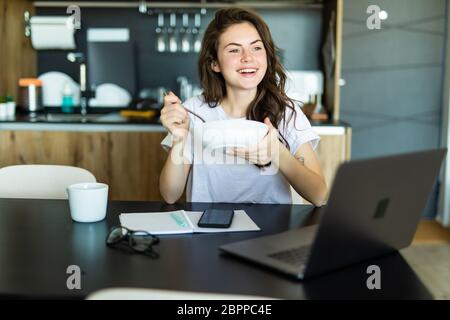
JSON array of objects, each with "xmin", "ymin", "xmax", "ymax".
[
  {"xmin": 0, "ymin": 130, "xmax": 167, "ymax": 201},
  {"xmin": 315, "ymin": 128, "xmax": 351, "ymax": 188},
  {"xmin": 291, "ymin": 126, "xmax": 351, "ymax": 204},
  {"xmin": 0, "ymin": 0, "xmax": 36, "ymax": 101},
  {"xmin": 0, "ymin": 126, "xmax": 350, "ymax": 203}
]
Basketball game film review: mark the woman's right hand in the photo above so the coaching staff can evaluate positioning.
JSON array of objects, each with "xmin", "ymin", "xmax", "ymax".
[{"xmin": 160, "ymin": 91, "xmax": 190, "ymax": 142}]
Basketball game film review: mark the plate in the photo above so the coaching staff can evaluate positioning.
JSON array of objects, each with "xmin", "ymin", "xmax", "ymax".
[{"xmin": 38, "ymin": 71, "xmax": 80, "ymax": 107}]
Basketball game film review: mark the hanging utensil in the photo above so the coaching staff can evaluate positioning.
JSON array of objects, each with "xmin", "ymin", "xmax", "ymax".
[
  {"xmin": 192, "ymin": 13, "xmax": 202, "ymax": 53},
  {"xmin": 155, "ymin": 13, "xmax": 166, "ymax": 53},
  {"xmin": 180, "ymin": 13, "xmax": 191, "ymax": 53},
  {"xmin": 168, "ymin": 13, "xmax": 178, "ymax": 53}
]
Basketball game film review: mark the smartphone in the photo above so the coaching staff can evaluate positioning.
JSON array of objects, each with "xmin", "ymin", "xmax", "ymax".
[{"xmin": 197, "ymin": 209, "xmax": 234, "ymax": 228}]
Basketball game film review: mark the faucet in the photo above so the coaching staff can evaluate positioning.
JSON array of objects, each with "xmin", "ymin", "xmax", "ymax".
[{"xmin": 67, "ymin": 52, "xmax": 89, "ymax": 116}]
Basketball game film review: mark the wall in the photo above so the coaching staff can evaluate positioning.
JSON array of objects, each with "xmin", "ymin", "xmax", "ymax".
[
  {"xmin": 0, "ymin": 0, "xmax": 36, "ymax": 101},
  {"xmin": 438, "ymin": 0, "xmax": 450, "ymax": 227},
  {"xmin": 340, "ymin": 0, "xmax": 448, "ymax": 216},
  {"xmin": 35, "ymin": 6, "xmax": 323, "ymax": 98}
]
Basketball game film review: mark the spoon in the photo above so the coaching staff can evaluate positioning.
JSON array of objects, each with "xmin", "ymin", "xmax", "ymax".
[{"xmin": 163, "ymin": 91, "xmax": 206, "ymax": 123}]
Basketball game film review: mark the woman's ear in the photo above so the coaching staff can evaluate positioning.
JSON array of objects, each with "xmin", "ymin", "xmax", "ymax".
[{"xmin": 211, "ymin": 60, "xmax": 221, "ymax": 73}]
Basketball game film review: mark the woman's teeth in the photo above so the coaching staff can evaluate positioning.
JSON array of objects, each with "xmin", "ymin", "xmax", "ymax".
[{"xmin": 238, "ymin": 68, "xmax": 257, "ymax": 74}]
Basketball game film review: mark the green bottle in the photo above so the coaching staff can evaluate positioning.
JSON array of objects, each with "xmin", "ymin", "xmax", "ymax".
[{"xmin": 61, "ymin": 83, "xmax": 74, "ymax": 113}]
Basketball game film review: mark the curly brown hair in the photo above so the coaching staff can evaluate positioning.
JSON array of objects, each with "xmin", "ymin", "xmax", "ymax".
[{"xmin": 198, "ymin": 7, "xmax": 297, "ymax": 149}]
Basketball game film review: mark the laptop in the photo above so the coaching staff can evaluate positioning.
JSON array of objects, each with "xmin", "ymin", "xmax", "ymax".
[{"xmin": 220, "ymin": 149, "xmax": 447, "ymax": 280}]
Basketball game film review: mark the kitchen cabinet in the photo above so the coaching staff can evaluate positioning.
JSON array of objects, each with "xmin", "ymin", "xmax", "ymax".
[
  {"xmin": 0, "ymin": 123, "xmax": 350, "ymax": 202},
  {"xmin": 316, "ymin": 127, "xmax": 351, "ymax": 187},
  {"xmin": 0, "ymin": 0, "xmax": 36, "ymax": 101},
  {"xmin": 0, "ymin": 129, "xmax": 167, "ymax": 201},
  {"xmin": 291, "ymin": 126, "xmax": 351, "ymax": 204}
]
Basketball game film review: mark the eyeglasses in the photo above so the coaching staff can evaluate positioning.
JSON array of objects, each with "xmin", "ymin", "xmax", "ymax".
[{"xmin": 106, "ymin": 226, "xmax": 160, "ymax": 258}]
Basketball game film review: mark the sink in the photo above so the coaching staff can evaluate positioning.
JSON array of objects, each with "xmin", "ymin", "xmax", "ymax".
[
  {"xmin": 40, "ymin": 113, "xmax": 126, "ymax": 123},
  {"xmin": 45, "ymin": 113, "xmax": 102, "ymax": 122}
]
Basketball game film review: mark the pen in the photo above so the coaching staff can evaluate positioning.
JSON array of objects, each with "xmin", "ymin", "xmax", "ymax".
[{"xmin": 170, "ymin": 212, "xmax": 189, "ymax": 228}]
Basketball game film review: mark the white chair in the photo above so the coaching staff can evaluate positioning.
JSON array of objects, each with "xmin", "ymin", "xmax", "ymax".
[
  {"xmin": 0, "ymin": 165, "xmax": 96, "ymax": 199},
  {"xmin": 86, "ymin": 288, "xmax": 276, "ymax": 300}
]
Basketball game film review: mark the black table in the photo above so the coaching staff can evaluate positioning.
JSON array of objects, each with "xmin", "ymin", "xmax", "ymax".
[{"xmin": 0, "ymin": 199, "xmax": 432, "ymax": 299}]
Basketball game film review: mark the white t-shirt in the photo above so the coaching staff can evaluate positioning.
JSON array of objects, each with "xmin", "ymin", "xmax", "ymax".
[{"xmin": 161, "ymin": 95, "xmax": 320, "ymax": 204}]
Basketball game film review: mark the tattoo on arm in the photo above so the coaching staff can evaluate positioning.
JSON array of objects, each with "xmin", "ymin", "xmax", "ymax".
[{"xmin": 296, "ymin": 156, "xmax": 305, "ymax": 165}]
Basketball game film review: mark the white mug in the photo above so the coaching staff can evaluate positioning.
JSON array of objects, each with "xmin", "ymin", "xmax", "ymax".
[{"xmin": 67, "ymin": 182, "xmax": 109, "ymax": 223}]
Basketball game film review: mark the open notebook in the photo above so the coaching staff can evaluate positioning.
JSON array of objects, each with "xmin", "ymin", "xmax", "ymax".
[{"xmin": 119, "ymin": 210, "xmax": 260, "ymax": 235}]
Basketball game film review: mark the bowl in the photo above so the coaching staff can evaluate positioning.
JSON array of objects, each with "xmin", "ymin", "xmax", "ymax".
[
  {"xmin": 89, "ymin": 83, "xmax": 131, "ymax": 107},
  {"xmin": 201, "ymin": 119, "xmax": 268, "ymax": 150}
]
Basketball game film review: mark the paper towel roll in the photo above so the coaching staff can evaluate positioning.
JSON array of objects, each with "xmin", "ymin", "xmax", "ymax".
[{"xmin": 30, "ymin": 16, "xmax": 76, "ymax": 50}]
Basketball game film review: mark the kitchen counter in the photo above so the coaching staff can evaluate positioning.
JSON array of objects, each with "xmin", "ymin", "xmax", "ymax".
[
  {"xmin": 0, "ymin": 111, "xmax": 350, "ymax": 134},
  {"xmin": 0, "ymin": 112, "xmax": 164, "ymax": 132},
  {"xmin": 0, "ymin": 111, "xmax": 351, "ymax": 202}
]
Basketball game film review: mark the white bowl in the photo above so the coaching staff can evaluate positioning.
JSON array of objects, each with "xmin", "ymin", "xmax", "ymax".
[
  {"xmin": 89, "ymin": 83, "xmax": 131, "ymax": 107},
  {"xmin": 201, "ymin": 119, "xmax": 268, "ymax": 150}
]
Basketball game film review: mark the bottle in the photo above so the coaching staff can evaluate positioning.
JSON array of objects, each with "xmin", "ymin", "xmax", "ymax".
[
  {"xmin": 6, "ymin": 95, "xmax": 16, "ymax": 119},
  {"xmin": 0, "ymin": 95, "xmax": 6, "ymax": 120},
  {"xmin": 18, "ymin": 78, "xmax": 43, "ymax": 115},
  {"xmin": 61, "ymin": 83, "xmax": 74, "ymax": 113}
]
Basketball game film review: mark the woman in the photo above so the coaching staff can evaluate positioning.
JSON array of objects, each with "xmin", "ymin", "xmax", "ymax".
[{"xmin": 159, "ymin": 7, "xmax": 327, "ymax": 205}]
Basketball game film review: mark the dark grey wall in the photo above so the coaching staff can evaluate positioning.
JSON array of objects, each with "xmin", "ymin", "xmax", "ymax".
[
  {"xmin": 36, "ymin": 7, "xmax": 322, "ymax": 97},
  {"xmin": 340, "ymin": 0, "xmax": 448, "ymax": 216}
]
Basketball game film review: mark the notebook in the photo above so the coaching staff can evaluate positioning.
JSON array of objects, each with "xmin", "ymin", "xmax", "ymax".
[{"xmin": 119, "ymin": 210, "xmax": 260, "ymax": 235}]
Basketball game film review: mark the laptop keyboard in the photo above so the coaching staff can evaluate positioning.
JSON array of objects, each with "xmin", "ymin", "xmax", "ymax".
[{"xmin": 268, "ymin": 245, "xmax": 311, "ymax": 267}]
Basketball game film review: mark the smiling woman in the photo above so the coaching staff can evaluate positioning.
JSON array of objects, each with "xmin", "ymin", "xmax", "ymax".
[
  {"xmin": 159, "ymin": 7, "xmax": 327, "ymax": 206},
  {"xmin": 210, "ymin": 22, "xmax": 267, "ymax": 94}
]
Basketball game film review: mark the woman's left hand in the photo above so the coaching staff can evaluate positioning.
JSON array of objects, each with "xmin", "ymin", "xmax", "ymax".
[{"xmin": 226, "ymin": 117, "xmax": 280, "ymax": 166}]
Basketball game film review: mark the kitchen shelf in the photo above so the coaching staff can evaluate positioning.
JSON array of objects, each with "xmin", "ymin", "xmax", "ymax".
[{"xmin": 33, "ymin": 1, "xmax": 323, "ymax": 10}]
